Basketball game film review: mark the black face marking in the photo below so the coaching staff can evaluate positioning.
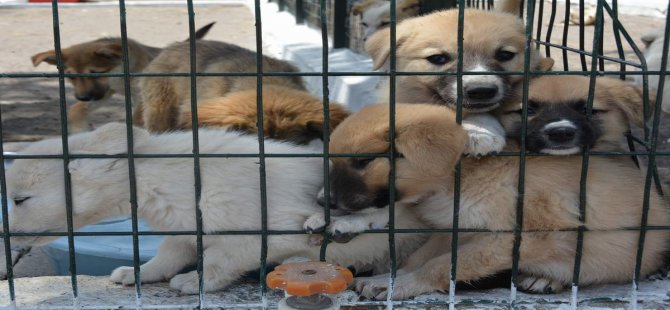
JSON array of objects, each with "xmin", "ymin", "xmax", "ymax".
[
  {"xmin": 327, "ymin": 160, "xmax": 394, "ymax": 212},
  {"xmin": 507, "ymin": 99, "xmax": 603, "ymax": 154}
]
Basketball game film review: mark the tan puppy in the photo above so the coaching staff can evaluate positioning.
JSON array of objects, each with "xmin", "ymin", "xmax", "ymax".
[
  {"xmin": 351, "ymin": 0, "xmax": 421, "ymax": 41},
  {"xmin": 307, "ymin": 103, "xmax": 669, "ymax": 299},
  {"xmin": 139, "ymin": 40, "xmax": 305, "ymax": 133},
  {"xmin": 178, "ymin": 86, "xmax": 350, "ymax": 145},
  {"xmin": 498, "ymin": 76, "xmax": 656, "ymax": 155},
  {"xmin": 365, "ymin": 8, "xmax": 553, "ymax": 155},
  {"xmin": 31, "ymin": 22, "xmax": 215, "ymax": 130}
]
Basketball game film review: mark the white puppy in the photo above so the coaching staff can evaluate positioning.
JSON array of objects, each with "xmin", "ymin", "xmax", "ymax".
[
  {"xmin": 635, "ymin": 30, "xmax": 670, "ymax": 114},
  {"xmin": 3, "ymin": 123, "xmax": 426, "ymax": 293}
]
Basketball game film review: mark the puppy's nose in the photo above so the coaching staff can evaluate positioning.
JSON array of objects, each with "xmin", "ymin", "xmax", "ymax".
[
  {"xmin": 76, "ymin": 94, "xmax": 92, "ymax": 101},
  {"xmin": 316, "ymin": 191, "xmax": 337, "ymax": 208},
  {"xmin": 545, "ymin": 126, "xmax": 576, "ymax": 143},
  {"xmin": 465, "ymin": 86, "xmax": 498, "ymax": 100}
]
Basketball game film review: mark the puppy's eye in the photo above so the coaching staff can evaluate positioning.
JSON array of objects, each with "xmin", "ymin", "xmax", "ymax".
[
  {"xmin": 379, "ymin": 21, "xmax": 390, "ymax": 28},
  {"xmin": 13, "ymin": 197, "xmax": 30, "ymax": 207},
  {"xmin": 90, "ymin": 69, "xmax": 108, "ymax": 74},
  {"xmin": 352, "ymin": 157, "xmax": 375, "ymax": 170},
  {"xmin": 425, "ymin": 53, "xmax": 452, "ymax": 65},
  {"xmin": 361, "ymin": 22, "xmax": 368, "ymax": 27},
  {"xmin": 495, "ymin": 50, "xmax": 516, "ymax": 62}
]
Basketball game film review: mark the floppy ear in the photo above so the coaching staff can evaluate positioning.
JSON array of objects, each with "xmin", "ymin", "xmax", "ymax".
[
  {"xmin": 641, "ymin": 31, "xmax": 662, "ymax": 49},
  {"xmin": 394, "ymin": 111, "xmax": 468, "ymax": 177},
  {"xmin": 598, "ymin": 78, "xmax": 656, "ymax": 127},
  {"xmin": 95, "ymin": 44, "xmax": 123, "ymax": 60},
  {"xmin": 71, "ymin": 122, "xmax": 150, "ymax": 155},
  {"xmin": 352, "ymin": 0, "xmax": 379, "ymax": 16},
  {"xmin": 537, "ymin": 57, "xmax": 555, "ymax": 71},
  {"xmin": 31, "ymin": 50, "xmax": 59, "ymax": 66}
]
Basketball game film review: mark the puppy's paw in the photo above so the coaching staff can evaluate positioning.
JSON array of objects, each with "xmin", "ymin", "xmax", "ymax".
[
  {"xmin": 170, "ymin": 271, "xmax": 200, "ymax": 294},
  {"xmin": 326, "ymin": 218, "xmax": 367, "ymax": 243},
  {"xmin": 517, "ymin": 275, "xmax": 565, "ymax": 294},
  {"xmin": 110, "ymin": 266, "xmax": 136, "ymax": 286},
  {"xmin": 356, "ymin": 273, "xmax": 432, "ymax": 300},
  {"xmin": 462, "ymin": 114, "xmax": 506, "ymax": 156},
  {"xmin": 303, "ymin": 214, "xmax": 327, "ymax": 234}
]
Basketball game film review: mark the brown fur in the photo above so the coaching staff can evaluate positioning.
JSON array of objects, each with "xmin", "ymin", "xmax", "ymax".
[
  {"xmin": 67, "ymin": 101, "xmax": 92, "ymax": 134},
  {"xmin": 364, "ymin": 8, "xmax": 554, "ymax": 110},
  {"xmin": 498, "ymin": 75, "xmax": 657, "ymax": 152},
  {"xmin": 30, "ymin": 22, "xmax": 215, "ymax": 129},
  {"xmin": 178, "ymin": 86, "xmax": 349, "ymax": 145},
  {"xmin": 139, "ymin": 40, "xmax": 305, "ymax": 133},
  {"xmin": 327, "ymin": 103, "xmax": 670, "ymax": 299}
]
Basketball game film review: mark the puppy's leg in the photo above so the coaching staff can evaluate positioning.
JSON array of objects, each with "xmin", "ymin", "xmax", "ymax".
[
  {"xmin": 304, "ymin": 207, "xmax": 389, "ymax": 243},
  {"xmin": 111, "ymin": 236, "xmax": 196, "ymax": 285},
  {"xmin": 517, "ymin": 275, "xmax": 564, "ymax": 294},
  {"xmin": 357, "ymin": 233, "xmax": 515, "ymax": 300},
  {"xmin": 462, "ymin": 114, "xmax": 506, "ymax": 156},
  {"xmin": 68, "ymin": 101, "xmax": 92, "ymax": 134},
  {"xmin": 140, "ymin": 77, "xmax": 182, "ymax": 132}
]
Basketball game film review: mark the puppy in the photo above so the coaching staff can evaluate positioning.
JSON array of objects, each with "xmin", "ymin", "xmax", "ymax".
[
  {"xmin": 31, "ymin": 23, "xmax": 215, "ymax": 130},
  {"xmin": 499, "ymin": 76, "xmax": 656, "ymax": 155},
  {"xmin": 307, "ymin": 103, "xmax": 670, "ymax": 299},
  {"xmin": 351, "ymin": 0, "xmax": 421, "ymax": 41},
  {"xmin": 635, "ymin": 30, "xmax": 670, "ymax": 114},
  {"xmin": 178, "ymin": 86, "xmax": 350, "ymax": 145},
  {"xmin": 365, "ymin": 7, "xmax": 554, "ymax": 155},
  {"xmin": 139, "ymin": 40, "xmax": 306, "ymax": 133},
  {"xmin": 2, "ymin": 123, "xmax": 427, "ymax": 293}
]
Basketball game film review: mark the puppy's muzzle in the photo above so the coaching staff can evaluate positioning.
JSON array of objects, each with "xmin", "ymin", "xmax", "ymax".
[
  {"xmin": 465, "ymin": 85, "xmax": 499, "ymax": 101},
  {"xmin": 543, "ymin": 121, "xmax": 577, "ymax": 145},
  {"xmin": 316, "ymin": 188, "xmax": 338, "ymax": 209}
]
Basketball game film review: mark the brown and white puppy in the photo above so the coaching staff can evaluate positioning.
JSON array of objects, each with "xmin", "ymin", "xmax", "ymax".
[
  {"xmin": 498, "ymin": 76, "xmax": 656, "ymax": 155},
  {"xmin": 31, "ymin": 22, "xmax": 215, "ymax": 130},
  {"xmin": 365, "ymin": 8, "xmax": 554, "ymax": 155},
  {"xmin": 306, "ymin": 103, "xmax": 670, "ymax": 299},
  {"xmin": 351, "ymin": 0, "xmax": 421, "ymax": 42},
  {"xmin": 139, "ymin": 40, "xmax": 305, "ymax": 133},
  {"xmin": 178, "ymin": 86, "xmax": 350, "ymax": 145}
]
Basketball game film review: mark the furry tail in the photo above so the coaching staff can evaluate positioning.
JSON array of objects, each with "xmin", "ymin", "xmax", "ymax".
[{"xmin": 496, "ymin": 0, "xmax": 522, "ymax": 15}]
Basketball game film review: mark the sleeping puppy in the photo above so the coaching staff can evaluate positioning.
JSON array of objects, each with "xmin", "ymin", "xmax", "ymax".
[
  {"xmin": 635, "ymin": 30, "xmax": 670, "ymax": 114},
  {"xmin": 351, "ymin": 0, "xmax": 421, "ymax": 42},
  {"xmin": 306, "ymin": 103, "xmax": 670, "ymax": 299},
  {"xmin": 365, "ymin": 8, "xmax": 554, "ymax": 155},
  {"xmin": 498, "ymin": 76, "xmax": 656, "ymax": 155},
  {"xmin": 178, "ymin": 86, "xmax": 350, "ymax": 145},
  {"xmin": 2, "ymin": 123, "xmax": 427, "ymax": 293}
]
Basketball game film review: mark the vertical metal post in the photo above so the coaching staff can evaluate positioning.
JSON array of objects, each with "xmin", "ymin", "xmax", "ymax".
[
  {"xmin": 296, "ymin": 0, "xmax": 305, "ymax": 24},
  {"xmin": 333, "ymin": 0, "xmax": 348, "ymax": 48}
]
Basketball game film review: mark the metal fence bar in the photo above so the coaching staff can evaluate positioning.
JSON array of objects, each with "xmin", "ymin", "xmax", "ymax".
[
  {"xmin": 318, "ymin": 0, "xmax": 333, "ymax": 262},
  {"xmin": 185, "ymin": 0, "xmax": 206, "ymax": 307},
  {"xmin": 116, "ymin": 0, "xmax": 143, "ymax": 307},
  {"xmin": 295, "ymin": 0, "xmax": 305, "ymax": 24},
  {"xmin": 544, "ymin": 0, "xmax": 557, "ymax": 58},
  {"xmin": 570, "ymin": 0, "xmax": 606, "ymax": 307},
  {"xmin": 510, "ymin": 0, "xmax": 537, "ymax": 307},
  {"xmin": 611, "ymin": 0, "xmax": 626, "ymax": 80},
  {"xmin": 333, "ymin": 0, "xmax": 348, "ymax": 48},
  {"xmin": 252, "ymin": 0, "xmax": 270, "ymax": 307},
  {"xmin": 0, "ymin": 88, "xmax": 16, "ymax": 308},
  {"xmin": 386, "ymin": 0, "xmax": 399, "ymax": 307},
  {"xmin": 49, "ymin": 0, "xmax": 79, "ymax": 307},
  {"xmin": 632, "ymin": 1, "xmax": 670, "ymax": 306}
]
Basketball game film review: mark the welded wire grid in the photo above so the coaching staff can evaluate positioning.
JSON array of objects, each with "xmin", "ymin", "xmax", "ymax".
[{"xmin": 0, "ymin": 0, "xmax": 669, "ymax": 309}]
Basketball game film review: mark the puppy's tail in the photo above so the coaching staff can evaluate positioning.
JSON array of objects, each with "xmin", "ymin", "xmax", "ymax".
[
  {"xmin": 495, "ymin": 0, "xmax": 522, "ymax": 16},
  {"xmin": 184, "ymin": 22, "xmax": 216, "ymax": 41}
]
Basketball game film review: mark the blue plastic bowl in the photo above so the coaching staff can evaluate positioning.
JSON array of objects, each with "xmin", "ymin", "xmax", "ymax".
[{"xmin": 1, "ymin": 156, "xmax": 161, "ymax": 276}]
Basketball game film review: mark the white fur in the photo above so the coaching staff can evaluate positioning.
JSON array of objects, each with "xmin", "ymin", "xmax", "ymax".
[
  {"xmin": 451, "ymin": 64, "xmax": 505, "ymax": 106},
  {"xmin": 360, "ymin": 2, "xmax": 391, "ymax": 41},
  {"xmin": 3, "ymin": 123, "xmax": 425, "ymax": 293},
  {"xmin": 543, "ymin": 119, "xmax": 576, "ymax": 130},
  {"xmin": 635, "ymin": 31, "xmax": 670, "ymax": 114},
  {"xmin": 461, "ymin": 114, "xmax": 507, "ymax": 156},
  {"xmin": 539, "ymin": 146, "xmax": 581, "ymax": 155}
]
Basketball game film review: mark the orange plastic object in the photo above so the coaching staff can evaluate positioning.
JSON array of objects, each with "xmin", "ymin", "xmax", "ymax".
[{"xmin": 266, "ymin": 261, "xmax": 353, "ymax": 296}]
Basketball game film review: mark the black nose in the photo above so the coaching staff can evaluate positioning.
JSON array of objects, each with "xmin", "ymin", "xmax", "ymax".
[
  {"xmin": 76, "ymin": 94, "xmax": 92, "ymax": 101},
  {"xmin": 317, "ymin": 194, "xmax": 337, "ymax": 209},
  {"xmin": 466, "ymin": 86, "xmax": 498, "ymax": 100},
  {"xmin": 545, "ymin": 127, "xmax": 576, "ymax": 143}
]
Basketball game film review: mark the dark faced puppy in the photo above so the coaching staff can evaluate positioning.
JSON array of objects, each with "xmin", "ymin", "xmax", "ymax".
[
  {"xmin": 498, "ymin": 76, "xmax": 655, "ymax": 154},
  {"xmin": 317, "ymin": 104, "xmax": 467, "ymax": 212}
]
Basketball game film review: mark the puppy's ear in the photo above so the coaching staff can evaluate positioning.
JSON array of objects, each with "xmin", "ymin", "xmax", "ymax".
[
  {"xmin": 352, "ymin": 0, "xmax": 378, "ymax": 16},
  {"xmin": 394, "ymin": 110, "xmax": 468, "ymax": 177},
  {"xmin": 365, "ymin": 26, "xmax": 410, "ymax": 70},
  {"xmin": 95, "ymin": 44, "xmax": 123, "ymax": 60},
  {"xmin": 71, "ymin": 122, "xmax": 150, "ymax": 155},
  {"xmin": 641, "ymin": 31, "xmax": 662, "ymax": 49},
  {"xmin": 598, "ymin": 78, "xmax": 656, "ymax": 127},
  {"xmin": 325, "ymin": 103, "xmax": 351, "ymax": 132},
  {"xmin": 537, "ymin": 57, "xmax": 555, "ymax": 71},
  {"xmin": 31, "ymin": 50, "xmax": 59, "ymax": 67},
  {"xmin": 398, "ymin": 0, "xmax": 421, "ymax": 14}
]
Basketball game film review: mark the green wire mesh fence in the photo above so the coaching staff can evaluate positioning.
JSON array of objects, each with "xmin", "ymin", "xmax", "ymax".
[{"xmin": 1, "ymin": 0, "xmax": 669, "ymax": 308}]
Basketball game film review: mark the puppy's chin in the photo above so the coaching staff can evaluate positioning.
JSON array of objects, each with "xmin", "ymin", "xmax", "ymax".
[
  {"xmin": 539, "ymin": 146, "xmax": 582, "ymax": 155},
  {"xmin": 462, "ymin": 101, "xmax": 501, "ymax": 113}
]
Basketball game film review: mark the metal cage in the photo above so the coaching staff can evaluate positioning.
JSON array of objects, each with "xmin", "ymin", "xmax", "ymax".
[{"xmin": 1, "ymin": 0, "xmax": 669, "ymax": 308}]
